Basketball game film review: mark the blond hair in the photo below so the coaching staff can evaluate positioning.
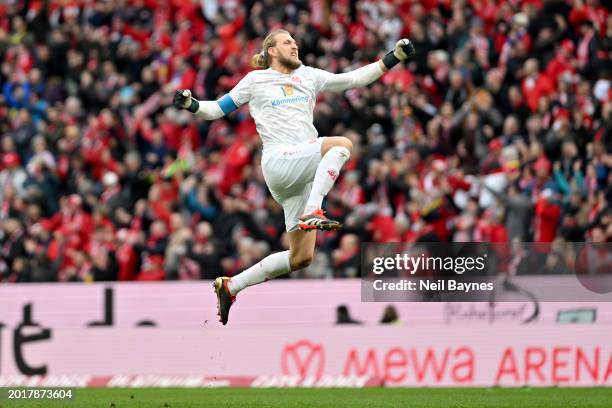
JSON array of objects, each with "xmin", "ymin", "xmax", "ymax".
[{"xmin": 250, "ymin": 29, "xmax": 290, "ymax": 69}]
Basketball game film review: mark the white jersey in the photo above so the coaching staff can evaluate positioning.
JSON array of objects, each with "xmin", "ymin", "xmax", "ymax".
[
  {"xmin": 206, "ymin": 61, "xmax": 383, "ymax": 231},
  {"xmin": 228, "ymin": 65, "xmax": 334, "ymax": 151}
]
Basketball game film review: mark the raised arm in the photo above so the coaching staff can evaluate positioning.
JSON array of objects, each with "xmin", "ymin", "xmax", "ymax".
[
  {"xmin": 322, "ymin": 62, "xmax": 386, "ymax": 92},
  {"xmin": 321, "ymin": 39, "xmax": 415, "ymax": 93}
]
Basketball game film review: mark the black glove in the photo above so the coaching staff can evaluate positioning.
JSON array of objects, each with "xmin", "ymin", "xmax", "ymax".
[
  {"xmin": 382, "ymin": 39, "xmax": 416, "ymax": 70},
  {"xmin": 173, "ymin": 89, "xmax": 199, "ymax": 113}
]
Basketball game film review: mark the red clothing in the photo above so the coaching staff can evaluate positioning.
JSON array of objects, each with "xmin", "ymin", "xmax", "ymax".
[
  {"xmin": 92, "ymin": 214, "xmax": 115, "ymax": 233},
  {"xmin": 521, "ymin": 74, "xmax": 555, "ymax": 111},
  {"xmin": 569, "ymin": 5, "xmax": 608, "ymax": 32},
  {"xmin": 368, "ymin": 214, "xmax": 400, "ymax": 243},
  {"xmin": 447, "ymin": 174, "xmax": 472, "ymax": 192},
  {"xmin": 338, "ymin": 184, "xmax": 365, "ymax": 207},
  {"xmin": 475, "ymin": 221, "xmax": 508, "ymax": 243},
  {"xmin": 174, "ymin": 28, "xmax": 194, "ymax": 57},
  {"xmin": 471, "ymin": 0, "xmax": 498, "ymax": 34},
  {"xmin": 220, "ymin": 141, "xmax": 251, "ymax": 194},
  {"xmin": 381, "ymin": 68, "xmax": 415, "ymax": 92},
  {"xmin": 160, "ymin": 120, "xmax": 183, "ymax": 151},
  {"xmin": 123, "ymin": 24, "xmax": 150, "ymax": 53},
  {"xmin": 137, "ymin": 254, "xmax": 165, "ymax": 281},
  {"xmin": 348, "ymin": 21, "xmax": 367, "ymax": 48},
  {"xmin": 116, "ymin": 243, "xmax": 138, "ymax": 281},
  {"xmin": 150, "ymin": 201, "xmax": 172, "ymax": 225},
  {"xmin": 44, "ymin": 210, "xmax": 93, "ymax": 248},
  {"xmin": 534, "ymin": 199, "xmax": 561, "ymax": 242},
  {"xmin": 156, "ymin": 179, "xmax": 179, "ymax": 203},
  {"xmin": 178, "ymin": 66, "xmax": 196, "ymax": 90},
  {"xmin": 136, "ymin": 269, "xmax": 165, "ymax": 281},
  {"xmin": 546, "ymin": 55, "xmax": 575, "ymax": 85}
]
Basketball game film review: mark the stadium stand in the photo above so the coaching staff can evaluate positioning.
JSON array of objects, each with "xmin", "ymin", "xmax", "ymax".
[{"xmin": 0, "ymin": 0, "xmax": 610, "ymax": 282}]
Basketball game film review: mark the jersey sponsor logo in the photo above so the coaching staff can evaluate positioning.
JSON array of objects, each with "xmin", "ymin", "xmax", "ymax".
[
  {"xmin": 271, "ymin": 95, "xmax": 309, "ymax": 107},
  {"xmin": 271, "ymin": 85, "xmax": 309, "ymax": 107}
]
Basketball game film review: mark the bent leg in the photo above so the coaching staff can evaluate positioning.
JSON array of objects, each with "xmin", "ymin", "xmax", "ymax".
[
  {"xmin": 227, "ymin": 230, "xmax": 316, "ymax": 295},
  {"xmin": 321, "ymin": 136, "xmax": 353, "ymax": 157},
  {"xmin": 228, "ymin": 182, "xmax": 318, "ymax": 296},
  {"xmin": 227, "ymin": 139, "xmax": 327, "ymax": 296},
  {"xmin": 302, "ymin": 136, "xmax": 353, "ymax": 216},
  {"xmin": 228, "ymin": 250, "xmax": 291, "ymax": 295}
]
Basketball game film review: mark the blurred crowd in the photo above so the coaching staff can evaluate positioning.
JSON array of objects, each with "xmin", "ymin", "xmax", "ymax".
[{"xmin": 0, "ymin": 0, "xmax": 610, "ymax": 283}]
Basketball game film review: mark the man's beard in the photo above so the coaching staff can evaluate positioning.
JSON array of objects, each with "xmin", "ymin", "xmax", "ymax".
[{"xmin": 278, "ymin": 54, "xmax": 302, "ymax": 70}]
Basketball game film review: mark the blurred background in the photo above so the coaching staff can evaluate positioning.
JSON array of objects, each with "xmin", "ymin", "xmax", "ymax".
[
  {"xmin": 0, "ymin": 0, "xmax": 610, "ymax": 283},
  {"xmin": 0, "ymin": 0, "xmax": 611, "ymax": 390}
]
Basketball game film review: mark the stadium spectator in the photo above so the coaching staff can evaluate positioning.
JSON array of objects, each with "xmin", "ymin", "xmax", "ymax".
[
  {"xmin": 380, "ymin": 305, "xmax": 401, "ymax": 325},
  {"xmin": 335, "ymin": 304, "xmax": 362, "ymax": 325}
]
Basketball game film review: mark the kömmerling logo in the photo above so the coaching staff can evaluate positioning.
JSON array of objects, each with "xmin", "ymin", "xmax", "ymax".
[{"xmin": 271, "ymin": 95, "xmax": 309, "ymax": 107}]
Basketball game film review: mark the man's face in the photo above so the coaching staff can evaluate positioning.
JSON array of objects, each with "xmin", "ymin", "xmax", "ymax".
[
  {"xmin": 271, "ymin": 33, "xmax": 301, "ymax": 70},
  {"xmin": 591, "ymin": 228, "xmax": 605, "ymax": 243}
]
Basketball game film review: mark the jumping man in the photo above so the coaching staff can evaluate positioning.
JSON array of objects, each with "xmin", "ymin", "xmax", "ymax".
[{"xmin": 173, "ymin": 29, "xmax": 415, "ymax": 324}]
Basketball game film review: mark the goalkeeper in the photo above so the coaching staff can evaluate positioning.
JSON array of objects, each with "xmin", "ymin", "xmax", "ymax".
[{"xmin": 174, "ymin": 29, "xmax": 415, "ymax": 325}]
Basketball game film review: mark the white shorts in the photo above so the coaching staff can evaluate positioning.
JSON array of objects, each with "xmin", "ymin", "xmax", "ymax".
[{"xmin": 261, "ymin": 138, "xmax": 323, "ymax": 232}]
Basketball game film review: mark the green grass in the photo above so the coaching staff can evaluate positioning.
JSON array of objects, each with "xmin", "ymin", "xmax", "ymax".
[{"xmin": 2, "ymin": 387, "xmax": 611, "ymax": 408}]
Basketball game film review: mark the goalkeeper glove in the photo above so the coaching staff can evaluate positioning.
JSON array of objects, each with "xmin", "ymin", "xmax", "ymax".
[
  {"xmin": 382, "ymin": 39, "xmax": 416, "ymax": 70},
  {"xmin": 173, "ymin": 89, "xmax": 199, "ymax": 113}
]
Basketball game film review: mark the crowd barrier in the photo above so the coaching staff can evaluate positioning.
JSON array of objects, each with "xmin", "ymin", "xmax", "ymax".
[{"xmin": 1, "ymin": 280, "xmax": 611, "ymax": 328}]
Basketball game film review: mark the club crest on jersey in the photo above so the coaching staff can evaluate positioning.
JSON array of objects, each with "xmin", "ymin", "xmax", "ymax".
[{"xmin": 281, "ymin": 85, "xmax": 294, "ymax": 96}]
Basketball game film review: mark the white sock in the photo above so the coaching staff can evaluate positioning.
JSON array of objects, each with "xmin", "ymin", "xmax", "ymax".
[
  {"xmin": 304, "ymin": 146, "xmax": 350, "ymax": 214},
  {"xmin": 228, "ymin": 250, "xmax": 291, "ymax": 295}
]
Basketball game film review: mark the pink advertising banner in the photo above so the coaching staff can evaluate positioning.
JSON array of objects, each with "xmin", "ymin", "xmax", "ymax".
[
  {"xmin": 0, "ymin": 325, "xmax": 611, "ymax": 387},
  {"xmin": 1, "ymin": 280, "xmax": 611, "ymax": 329}
]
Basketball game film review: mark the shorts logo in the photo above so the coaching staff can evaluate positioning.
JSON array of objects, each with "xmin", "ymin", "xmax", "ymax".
[{"xmin": 327, "ymin": 169, "xmax": 338, "ymax": 181}]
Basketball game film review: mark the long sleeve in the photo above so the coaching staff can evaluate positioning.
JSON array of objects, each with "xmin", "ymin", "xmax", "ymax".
[
  {"xmin": 194, "ymin": 100, "xmax": 225, "ymax": 120},
  {"xmin": 319, "ymin": 62, "xmax": 385, "ymax": 92},
  {"xmin": 484, "ymin": 184, "xmax": 510, "ymax": 206},
  {"xmin": 553, "ymin": 169, "xmax": 571, "ymax": 196},
  {"xmin": 573, "ymin": 170, "xmax": 587, "ymax": 195},
  {"xmin": 193, "ymin": 73, "xmax": 253, "ymax": 120}
]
